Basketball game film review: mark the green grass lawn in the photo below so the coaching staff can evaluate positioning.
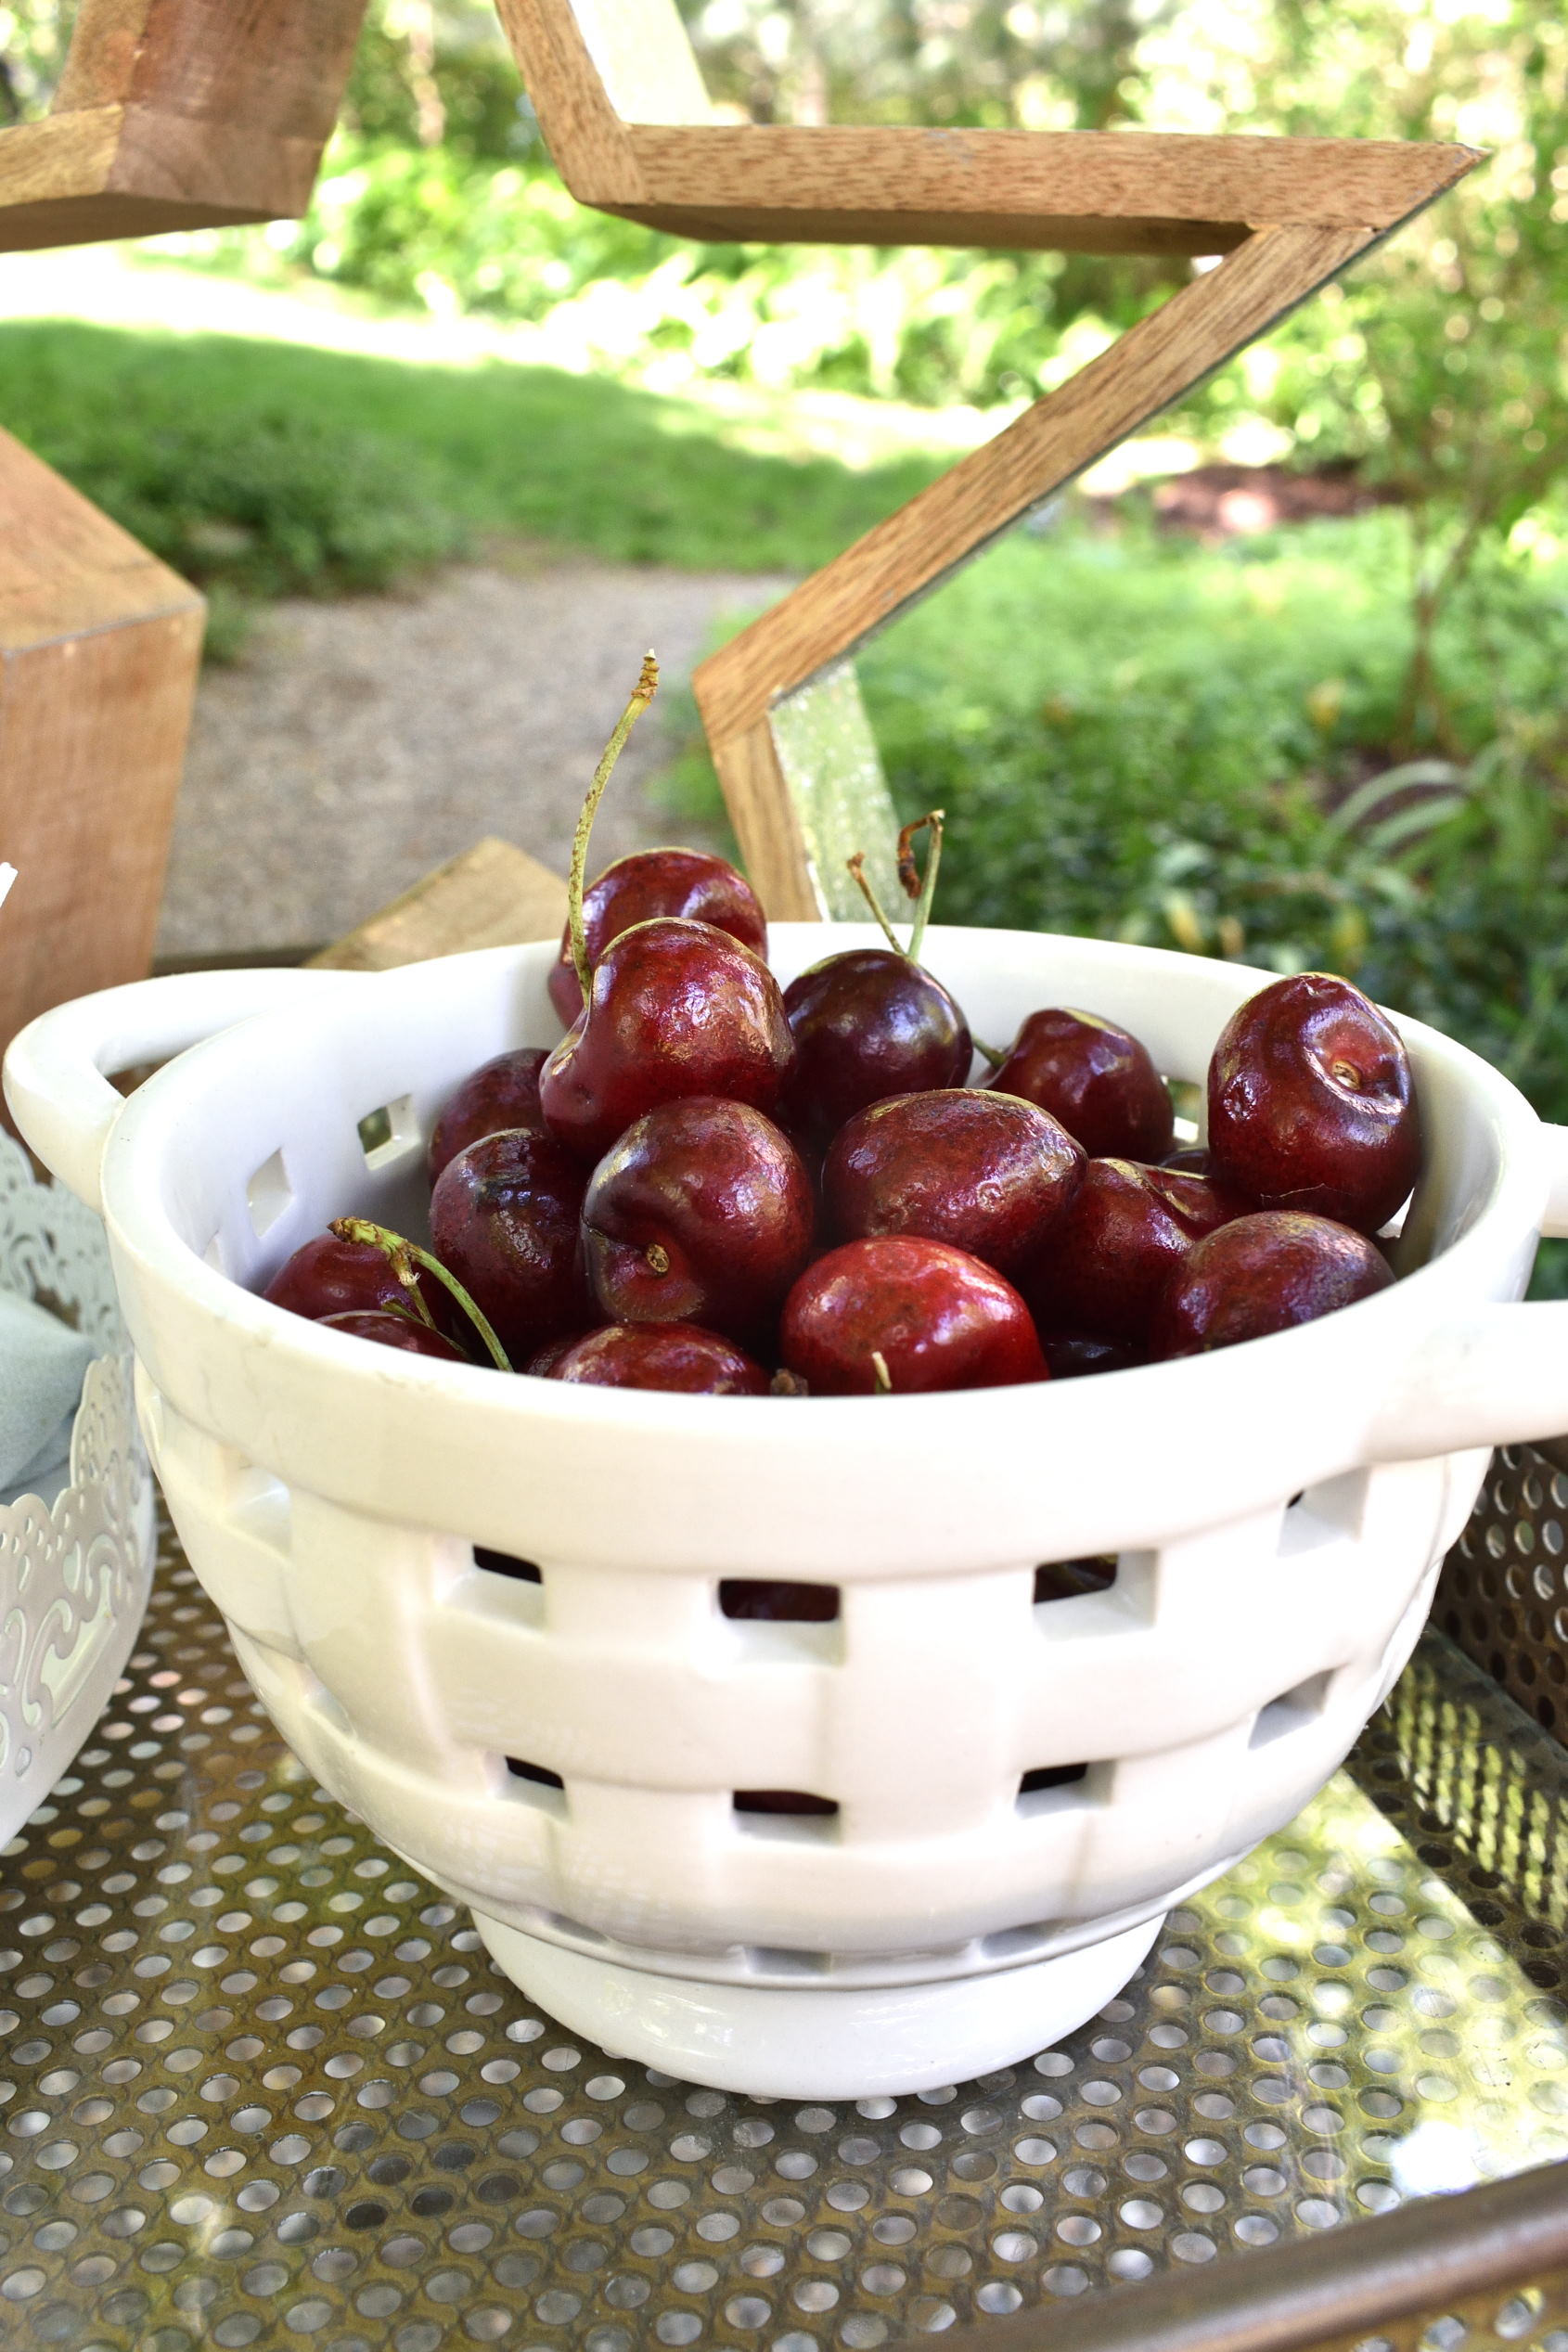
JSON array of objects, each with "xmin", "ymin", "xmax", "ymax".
[{"xmin": 0, "ymin": 318, "xmax": 945, "ymax": 611}]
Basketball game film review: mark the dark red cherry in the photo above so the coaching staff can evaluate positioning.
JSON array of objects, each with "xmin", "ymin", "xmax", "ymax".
[
  {"xmin": 429, "ymin": 1047, "xmax": 549, "ymax": 1186},
  {"xmin": 1150, "ymin": 1210, "xmax": 1394, "ymax": 1358},
  {"xmin": 540, "ymin": 918, "xmax": 795, "ymax": 1163},
  {"xmin": 781, "ymin": 1236, "xmax": 1047, "ymax": 1394},
  {"xmin": 1207, "ymin": 973, "xmax": 1420, "ymax": 1233},
  {"xmin": 264, "ymin": 1231, "xmax": 451, "ymax": 1331},
  {"xmin": 550, "ymin": 1322, "xmax": 768, "ymax": 1394},
  {"xmin": 318, "ymin": 1309, "xmax": 469, "ymax": 1361},
  {"xmin": 430, "ymin": 1128, "xmax": 592, "ymax": 1359},
  {"xmin": 824, "ymin": 1089, "xmax": 1083, "ymax": 1279},
  {"xmin": 987, "ymin": 1007, "xmax": 1174, "ymax": 1161},
  {"xmin": 1042, "ymin": 1333, "xmax": 1143, "ymax": 1379},
  {"xmin": 1024, "ymin": 1159, "xmax": 1245, "ymax": 1343},
  {"xmin": 782, "ymin": 949, "xmax": 970, "ymax": 1143},
  {"xmin": 521, "ymin": 1328, "xmax": 601, "ymax": 1377},
  {"xmin": 547, "ymin": 849, "xmax": 766, "ymax": 1027},
  {"xmin": 584, "ymin": 1099, "xmax": 814, "ymax": 1342}
]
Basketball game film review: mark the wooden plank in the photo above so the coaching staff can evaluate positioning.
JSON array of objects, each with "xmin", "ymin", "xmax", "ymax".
[
  {"xmin": 54, "ymin": 0, "xmax": 366, "ymax": 142},
  {"xmin": 694, "ymin": 225, "xmax": 1371, "ymax": 759},
  {"xmin": 308, "ymin": 839, "xmax": 571, "ymax": 973},
  {"xmin": 0, "ymin": 431, "xmax": 204, "ymax": 1064},
  {"xmin": 0, "ymin": 0, "xmax": 366, "ymax": 253},
  {"xmin": 711, "ymin": 724, "xmax": 818, "ymax": 924},
  {"xmin": 494, "ymin": 0, "xmax": 645, "ymax": 204},
  {"xmin": 623, "ymin": 123, "xmax": 1478, "ymax": 240}
]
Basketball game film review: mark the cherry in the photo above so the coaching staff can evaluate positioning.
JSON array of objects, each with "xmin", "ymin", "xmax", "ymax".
[
  {"xmin": 521, "ymin": 1329, "xmax": 601, "ymax": 1377},
  {"xmin": 319, "ymin": 1309, "xmax": 469, "ymax": 1361},
  {"xmin": 547, "ymin": 849, "xmax": 766, "ymax": 1028},
  {"xmin": 430, "ymin": 1128, "xmax": 592, "ymax": 1359},
  {"xmin": 784, "ymin": 809, "xmax": 972, "ymax": 1145},
  {"xmin": 1024, "ymin": 1159, "xmax": 1244, "ymax": 1343},
  {"xmin": 782, "ymin": 949, "xmax": 971, "ymax": 1143},
  {"xmin": 264, "ymin": 1230, "xmax": 452, "ymax": 1332},
  {"xmin": 1150, "ymin": 1210, "xmax": 1393, "ymax": 1358},
  {"xmin": 1207, "ymin": 972, "xmax": 1420, "ymax": 1233},
  {"xmin": 584, "ymin": 1098, "xmax": 814, "ymax": 1342},
  {"xmin": 987, "ymin": 1008, "xmax": 1174, "ymax": 1162},
  {"xmin": 428, "ymin": 1047, "xmax": 549, "ymax": 1186},
  {"xmin": 540, "ymin": 918, "xmax": 795, "ymax": 1163},
  {"xmin": 781, "ymin": 1236, "xmax": 1047, "ymax": 1394},
  {"xmin": 824, "ymin": 1089, "xmax": 1083, "ymax": 1279},
  {"xmin": 550, "ymin": 1322, "xmax": 769, "ymax": 1394}
]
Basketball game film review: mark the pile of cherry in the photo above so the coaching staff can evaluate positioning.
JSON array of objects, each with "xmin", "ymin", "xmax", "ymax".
[{"xmin": 259, "ymin": 856, "xmax": 1420, "ymax": 1397}]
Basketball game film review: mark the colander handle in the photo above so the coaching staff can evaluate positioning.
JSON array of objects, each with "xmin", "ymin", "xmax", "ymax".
[
  {"xmin": 1369, "ymin": 1120, "xmax": 1568, "ymax": 1460},
  {"xmin": 3, "ymin": 967, "xmax": 364, "ymax": 1215}
]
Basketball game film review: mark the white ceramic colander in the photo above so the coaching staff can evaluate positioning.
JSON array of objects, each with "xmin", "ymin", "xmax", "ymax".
[{"xmin": 7, "ymin": 926, "xmax": 1568, "ymax": 2098}]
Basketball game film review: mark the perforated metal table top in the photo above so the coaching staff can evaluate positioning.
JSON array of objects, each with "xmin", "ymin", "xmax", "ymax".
[{"xmin": 2, "ymin": 1508, "xmax": 1565, "ymax": 2351}]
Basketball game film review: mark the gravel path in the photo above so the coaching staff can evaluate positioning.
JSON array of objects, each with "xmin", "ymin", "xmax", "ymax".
[{"xmin": 156, "ymin": 549, "xmax": 795, "ymax": 958}]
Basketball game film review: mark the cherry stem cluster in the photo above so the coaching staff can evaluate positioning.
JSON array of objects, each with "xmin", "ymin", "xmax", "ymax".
[
  {"xmin": 329, "ymin": 1217, "xmax": 513, "ymax": 1372},
  {"xmin": 846, "ymin": 809, "xmax": 946, "ymax": 963},
  {"xmin": 845, "ymin": 813, "xmax": 1004, "ymax": 1068},
  {"xmin": 568, "ymin": 652, "xmax": 660, "ymax": 1009}
]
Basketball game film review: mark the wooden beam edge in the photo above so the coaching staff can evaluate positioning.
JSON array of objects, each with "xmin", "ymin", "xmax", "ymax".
[
  {"xmin": 0, "ymin": 102, "xmax": 328, "ymax": 229},
  {"xmin": 625, "ymin": 123, "xmax": 1482, "ymax": 231},
  {"xmin": 602, "ymin": 200, "xmax": 1253, "ymax": 258}
]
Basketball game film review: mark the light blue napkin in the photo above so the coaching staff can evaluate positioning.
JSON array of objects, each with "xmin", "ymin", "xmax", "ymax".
[{"xmin": 0, "ymin": 1289, "xmax": 95, "ymax": 1504}]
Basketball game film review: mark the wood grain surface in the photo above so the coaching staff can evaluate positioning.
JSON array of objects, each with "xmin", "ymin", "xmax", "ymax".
[
  {"xmin": 495, "ymin": 0, "xmax": 644, "ymax": 203},
  {"xmin": 710, "ymin": 723, "xmax": 819, "ymax": 923},
  {"xmin": 622, "ymin": 122, "xmax": 1477, "ymax": 244},
  {"xmin": 308, "ymin": 838, "xmax": 571, "ymax": 973},
  {"xmin": 0, "ymin": 430, "xmax": 204, "ymax": 1066},
  {"xmin": 0, "ymin": 0, "xmax": 366, "ymax": 251}
]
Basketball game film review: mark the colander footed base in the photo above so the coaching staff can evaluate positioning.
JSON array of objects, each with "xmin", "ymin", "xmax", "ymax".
[{"xmin": 469, "ymin": 1909, "xmax": 1165, "ymax": 2098}]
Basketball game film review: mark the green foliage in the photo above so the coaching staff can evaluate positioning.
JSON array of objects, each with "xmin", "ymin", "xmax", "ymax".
[
  {"xmin": 0, "ymin": 318, "xmax": 945, "ymax": 596},
  {"xmin": 0, "ymin": 323, "xmax": 465, "ymax": 604},
  {"xmin": 660, "ymin": 512, "xmax": 1568, "ymax": 1125}
]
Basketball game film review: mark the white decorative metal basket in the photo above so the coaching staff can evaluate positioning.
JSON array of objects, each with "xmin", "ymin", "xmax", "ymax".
[
  {"xmin": 7, "ymin": 930, "xmax": 1568, "ymax": 2097},
  {"xmin": 0, "ymin": 1131, "xmax": 155, "ymax": 1848}
]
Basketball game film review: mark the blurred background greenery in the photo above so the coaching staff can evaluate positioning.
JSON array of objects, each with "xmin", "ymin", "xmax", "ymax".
[{"xmin": 1, "ymin": 1, "xmax": 1566, "ymax": 1154}]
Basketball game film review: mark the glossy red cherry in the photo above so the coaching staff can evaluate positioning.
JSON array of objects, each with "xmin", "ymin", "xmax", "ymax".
[
  {"xmin": 264, "ymin": 1231, "xmax": 452, "ymax": 1331},
  {"xmin": 550, "ymin": 1322, "xmax": 769, "ymax": 1394},
  {"xmin": 1150, "ymin": 1210, "xmax": 1394, "ymax": 1358},
  {"xmin": 540, "ymin": 918, "xmax": 795, "ymax": 1163},
  {"xmin": 824, "ymin": 1089, "xmax": 1083, "ymax": 1279},
  {"xmin": 547, "ymin": 849, "xmax": 766, "ymax": 1027},
  {"xmin": 781, "ymin": 949, "xmax": 971, "ymax": 1143},
  {"xmin": 1207, "ymin": 973, "xmax": 1420, "ymax": 1233},
  {"xmin": 429, "ymin": 1047, "xmax": 549, "ymax": 1186},
  {"xmin": 781, "ymin": 1236, "xmax": 1047, "ymax": 1394},
  {"xmin": 1024, "ymin": 1159, "xmax": 1245, "ymax": 1343},
  {"xmin": 319, "ymin": 1309, "xmax": 469, "ymax": 1361},
  {"xmin": 430, "ymin": 1127, "xmax": 592, "ymax": 1359},
  {"xmin": 584, "ymin": 1099, "xmax": 814, "ymax": 1342},
  {"xmin": 987, "ymin": 1007, "xmax": 1174, "ymax": 1162}
]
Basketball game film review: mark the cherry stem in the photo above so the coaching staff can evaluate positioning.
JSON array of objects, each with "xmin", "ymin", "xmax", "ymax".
[
  {"xmin": 568, "ymin": 651, "xmax": 661, "ymax": 1009},
  {"xmin": 329, "ymin": 1218, "xmax": 513, "ymax": 1371},
  {"xmin": 972, "ymin": 1037, "xmax": 1007, "ymax": 1071},
  {"xmin": 870, "ymin": 1349, "xmax": 893, "ymax": 1394},
  {"xmin": 845, "ymin": 853, "xmax": 906, "ymax": 956},
  {"xmin": 903, "ymin": 809, "xmax": 945, "ymax": 963}
]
